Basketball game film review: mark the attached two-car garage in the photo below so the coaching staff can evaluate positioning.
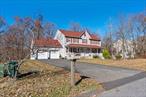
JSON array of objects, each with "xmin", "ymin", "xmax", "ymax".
[
  {"xmin": 30, "ymin": 38, "xmax": 62, "ymax": 60},
  {"xmin": 36, "ymin": 50, "xmax": 60, "ymax": 59}
]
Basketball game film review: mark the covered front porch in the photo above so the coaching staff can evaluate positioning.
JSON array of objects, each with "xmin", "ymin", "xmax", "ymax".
[{"xmin": 66, "ymin": 44, "xmax": 101, "ymax": 58}]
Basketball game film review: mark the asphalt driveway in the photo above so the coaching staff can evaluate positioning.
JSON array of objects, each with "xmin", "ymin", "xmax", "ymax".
[{"xmin": 39, "ymin": 59, "xmax": 146, "ymax": 97}]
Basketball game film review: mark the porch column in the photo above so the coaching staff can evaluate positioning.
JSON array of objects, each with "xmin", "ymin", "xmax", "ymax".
[
  {"xmin": 90, "ymin": 48, "xmax": 92, "ymax": 56},
  {"xmin": 67, "ymin": 47, "xmax": 70, "ymax": 53},
  {"xmin": 83, "ymin": 48, "xmax": 85, "ymax": 56},
  {"xmin": 79, "ymin": 48, "xmax": 82, "ymax": 56},
  {"xmin": 77, "ymin": 48, "xmax": 79, "ymax": 53},
  {"xmin": 70, "ymin": 48, "xmax": 72, "ymax": 53},
  {"xmin": 98, "ymin": 48, "xmax": 101, "ymax": 53},
  {"xmin": 90, "ymin": 48, "xmax": 92, "ymax": 53}
]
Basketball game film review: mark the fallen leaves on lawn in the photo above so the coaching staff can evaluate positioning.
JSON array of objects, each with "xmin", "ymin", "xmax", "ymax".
[
  {"xmin": 79, "ymin": 58, "xmax": 146, "ymax": 71},
  {"xmin": 0, "ymin": 60, "xmax": 102, "ymax": 97}
]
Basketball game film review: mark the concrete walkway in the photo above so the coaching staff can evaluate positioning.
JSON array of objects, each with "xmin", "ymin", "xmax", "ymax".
[{"xmin": 39, "ymin": 59, "xmax": 146, "ymax": 97}]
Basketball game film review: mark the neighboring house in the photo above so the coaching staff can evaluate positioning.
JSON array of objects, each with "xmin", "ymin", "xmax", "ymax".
[
  {"xmin": 30, "ymin": 38, "xmax": 62, "ymax": 59},
  {"xmin": 54, "ymin": 29, "xmax": 101, "ymax": 58},
  {"xmin": 113, "ymin": 39, "xmax": 135, "ymax": 58}
]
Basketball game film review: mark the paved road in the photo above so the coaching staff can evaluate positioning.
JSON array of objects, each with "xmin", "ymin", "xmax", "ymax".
[
  {"xmin": 100, "ymin": 77, "xmax": 146, "ymax": 97},
  {"xmin": 39, "ymin": 59, "xmax": 146, "ymax": 97}
]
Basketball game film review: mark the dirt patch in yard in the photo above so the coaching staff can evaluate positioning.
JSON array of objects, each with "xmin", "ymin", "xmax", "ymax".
[
  {"xmin": 0, "ymin": 60, "xmax": 102, "ymax": 97},
  {"xmin": 79, "ymin": 59, "xmax": 146, "ymax": 71}
]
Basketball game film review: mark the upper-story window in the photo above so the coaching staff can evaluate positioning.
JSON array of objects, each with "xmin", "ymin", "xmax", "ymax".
[
  {"xmin": 90, "ymin": 40, "xmax": 98, "ymax": 44},
  {"xmin": 66, "ymin": 38, "xmax": 71, "ymax": 42},
  {"xmin": 73, "ymin": 38, "xmax": 79, "ymax": 43},
  {"xmin": 57, "ymin": 34, "xmax": 63, "ymax": 41},
  {"xmin": 82, "ymin": 39, "xmax": 87, "ymax": 43}
]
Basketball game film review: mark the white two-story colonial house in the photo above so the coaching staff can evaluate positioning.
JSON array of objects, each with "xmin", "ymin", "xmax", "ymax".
[{"xmin": 54, "ymin": 29, "xmax": 101, "ymax": 58}]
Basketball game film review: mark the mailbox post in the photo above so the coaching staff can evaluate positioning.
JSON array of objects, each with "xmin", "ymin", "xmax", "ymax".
[
  {"xmin": 70, "ymin": 59, "xmax": 77, "ymax": 86},
  {"xmin": 68, "ymin": 53, "xmax": 79, "ymax": 87}
]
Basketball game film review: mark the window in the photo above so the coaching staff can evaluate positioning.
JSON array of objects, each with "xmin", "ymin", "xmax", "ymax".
[
  {"xmin": 66, "ymin": 38, "xmax": 71, "ymax": 42},
  {"xmin": 57, "ymin": 34, "xmax": 63, "ymax": 41},
  {"xmin": 82, "ymin": 39, "xmax": 87, "ymax": 43},
  {"xmin": 73, "ymin": 38, "xmax": 79, "ymax": 43},
  {"xmin": 90, "ymin": 40, "xmax": 98, "ymax": 44}
]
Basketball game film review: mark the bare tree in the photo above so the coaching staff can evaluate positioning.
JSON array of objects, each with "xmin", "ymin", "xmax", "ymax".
[
  {"xmin": 2, "ymin": 16, "xmax": 34, "ymax": 60},
  {"xmin": 69, "ymin": 22, "xmax": 83, "ymax": 32},
  {"xmin": 116, "ymin": 15, "xmax": 130, "ymax": 59},
  {"xmin": 124, "ymin": 15, "xmax": 136, "ymax": 58},
  {"xmin": 114, "ymin": 13, "xmax": 146, "ymax": 58},
  {"xmin": 135, "ymin": 13, "xmax": 146, "ymax": 56},
  {"xmin": 33, "ymin": 19, "xmax": 43, "ymax": 39},
  {"xmin": 44, "ymin": 22, "xmax": 57, "ymax": 38},
  {"xmin": 0, "ymin": 17, "xmax": 7, "ymax": 62},
  {"xmin": 102, "ymin": 18, "xmax": 116, "ymax": 58}
]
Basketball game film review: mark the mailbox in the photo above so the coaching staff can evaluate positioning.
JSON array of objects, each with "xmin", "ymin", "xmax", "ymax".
[{"xmin": 67, "ymin": 53, "xmax": 80, "ymax": 60}]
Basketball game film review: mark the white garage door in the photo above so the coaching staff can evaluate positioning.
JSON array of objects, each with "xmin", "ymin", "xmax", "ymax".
[
  {"xmin": 50, "ymin": 50, "xmax": 59, "ymax": 59},
  {"xmin": 38, "ymin": 52, "xmax": 48, "ymax": 59}
]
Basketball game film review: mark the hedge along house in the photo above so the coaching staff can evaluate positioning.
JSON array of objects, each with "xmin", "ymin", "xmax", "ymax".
[
  {"xmin": 30, "ymin": 38, "xmax": 62, "ymax": 59},
  {"xmin": 54, "ymin": 29, "xmax": 101, "ymax": 58}
]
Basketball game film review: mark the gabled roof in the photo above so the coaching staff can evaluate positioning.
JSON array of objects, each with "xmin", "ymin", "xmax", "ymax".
[
  {"xmin": 34, "ymin": 38, "xmax": 62, "ymax": 48},
  {"xmin": 59, "ymin": 29, "xmax": 84, "ymax": 38},
  {"xmin": 90, "ymin": 34, "xmax": 100, "ymax": 41},
  {"xmin": 59, "ymin": 29, "xmax": 100, "ymax": 41}
]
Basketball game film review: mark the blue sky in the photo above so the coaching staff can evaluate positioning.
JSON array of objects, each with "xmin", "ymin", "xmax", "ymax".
[{"xmin": 0, "ymin": 0, "xmax": 145, "ymax": 37}]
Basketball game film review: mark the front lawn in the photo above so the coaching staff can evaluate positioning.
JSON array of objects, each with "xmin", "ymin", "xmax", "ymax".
[
  {"xmin": 0, "ymin": 60, "xmax": 102, "ymax": 97},
  {"xmin": 79, "ymin": 58, "xmax": 146, "ymax": 71}
]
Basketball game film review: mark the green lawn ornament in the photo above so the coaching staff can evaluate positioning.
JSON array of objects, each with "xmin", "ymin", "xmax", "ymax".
[
  {"xmin": 0, "ymin": 64, "xmax": 7, "ymax": 77},
  {"xmin": 0, "ymin": 61, "xmax": 19, "ymax": 78},
  {"xmin": 7, "ymin": 61, "xmax": 18, "ymax": 78}
]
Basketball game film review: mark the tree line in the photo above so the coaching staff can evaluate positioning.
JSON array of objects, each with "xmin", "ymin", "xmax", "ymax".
[
  {"xmin": 0, "ymin": 15, "xmax": 57, "ymax": 62},
  {"xmin": 0, "ymin": 11, "xmax": 145, "ymax": 62},
  {"xmin": 103, "ymin": 11, "xmax": 146, "ymax": 59},
  {"xmin": 0, "ymin": 14, "xmax": 94, "ymax": 62}
]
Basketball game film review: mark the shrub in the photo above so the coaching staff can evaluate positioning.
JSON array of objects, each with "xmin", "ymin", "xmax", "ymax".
[
  {"xmin": 102, "ymin": 49, "xmax": 111, "ymax": 59},
  {"xmin": 115, "ymin": 54, "xmax": 122, "ymax": 60},
  {"xmin": 59, "ymin": 54, "xmax": 62, "ymax": 58},
  {"xmin": 93, "ymin": 55, "xmax": 99, "ymax": 59}
]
